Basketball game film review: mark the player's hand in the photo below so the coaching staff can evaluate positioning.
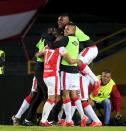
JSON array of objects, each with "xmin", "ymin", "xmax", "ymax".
[
  {"xmin": 92, "ymin": 80, "xmax": 101, "ymax": 97},
  {"xmin": 92, "ymin": 90, "xmax": 99, "ymax": 97},
  {"xmin": 115, "ymin": 112, "xmax": 122, "ymax": 120},
  {"xmin": 88, "ymin": 99, "xmax": 94, "ymax": 106}
]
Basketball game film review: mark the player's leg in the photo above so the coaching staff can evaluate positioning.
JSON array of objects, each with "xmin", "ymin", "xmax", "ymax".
[
  {"xmin": 78, "ymin": 46, "xmax": 98, "ymax": 81},
  {"xmin": 70, "ymin": 73, "xmax": 88, "ymax": 127},
  {"xmin": 78, "ymin": 46, "xmax": 100, "ymax": 96},
  {"xmin": 12, "ymin": 76, "xmax": 37, "ymax": 125},
  {"xmin": 60, "ymin": 71, "xmax": 73, "ymax": 126},
  {"xmin": 23, "ymin": 69, "xmax": 47, "ymax": 126},
  {"xmin": 102, "ymin": 99, "xmax": 111, "ymax": 125},
  {"xmin": 39, "ymin": 76, "xmax": 60, "ymax": 126}
]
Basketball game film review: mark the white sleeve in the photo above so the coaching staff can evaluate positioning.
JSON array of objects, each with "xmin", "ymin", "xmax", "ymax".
[{"xmin": 59, "ymin": 47, "xmax": 67, "ymax": 56}]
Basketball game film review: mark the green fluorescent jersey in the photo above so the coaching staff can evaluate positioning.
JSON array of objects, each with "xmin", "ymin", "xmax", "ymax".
[
  {"xmin": 61, "ymin": 36, "xmax": 79, "ymax": 66},
  {"xmin": 75, "ymin": 26, "xmax": 90, "ymax": 42},
  {"xmin": 36, "ymin": 39, "xmax": 45, "ymax": 62}
]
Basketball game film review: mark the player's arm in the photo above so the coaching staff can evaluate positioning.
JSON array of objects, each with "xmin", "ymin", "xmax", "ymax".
[
  {"xmin": 60, "ymin": 47, "xmax": 77, "ymax": 64},
  {"xmin": 35, "ymin": 40, "xmax": 46, "ymax": 58},
  {"xmin": 63, "ymin": 53, "xmax": 77, "ymax": 64},
  {"xmin": 35, "ymin": 51, "xmax": 44, "ymax": 58},
  {"xmin": 50, "ymin": 36, "xmax": 69, "ymax": 49}
]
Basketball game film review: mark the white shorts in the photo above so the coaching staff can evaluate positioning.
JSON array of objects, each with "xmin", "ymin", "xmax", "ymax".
[
  {"xmin": 78, "ymin": 46, "xmax": 98, "ymax": 65},
  {"xmin": 61, "ymin": 71, "xmax": 79, "ymax": 90},
  {"xmin": 44, "ymin": 75, "xmax": 60, "ymax": 96},
  {"xmin": 79, "ymin": 74, "xmax": 94, "ymax": 100},
  {"xmin": 31, "ymin": 76, "xmax": 37, "ymax": 92}
]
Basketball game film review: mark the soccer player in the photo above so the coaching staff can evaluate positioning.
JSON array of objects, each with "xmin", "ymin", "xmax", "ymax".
[
  {"xmin": 36, "ymin": 32, "xmax": 77, "ymax": 126},
  {"xmin": 90, "ymin": 69, "xmax": 121, "ymax": 125},
  {"xmin": 58, "ymin": 14, "xmax": 100, "ymax": 96},
  {"xmin": 12, "ymin": 28, "xmax": 53, "ymax": 125},
  {"xmin": 12, "ymin": 36, "xmax": 47, "ymax": 125},
  {"xmin": 51, "ymin": 23, "xmax": 89, "ymax": 127},
  {"xmin": 22, "ymin": 28, "xmax": 56, "ymax": 126}
]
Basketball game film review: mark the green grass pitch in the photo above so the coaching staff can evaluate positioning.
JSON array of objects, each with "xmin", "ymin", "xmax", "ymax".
[{"xmin": 0, "ymin": 126, "xmax": 126, "ymax": 131}]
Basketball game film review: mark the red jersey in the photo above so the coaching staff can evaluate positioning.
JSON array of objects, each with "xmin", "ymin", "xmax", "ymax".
[{"xmin": 43, "ymin": 45, "xmax": 66, "ymax": 78}]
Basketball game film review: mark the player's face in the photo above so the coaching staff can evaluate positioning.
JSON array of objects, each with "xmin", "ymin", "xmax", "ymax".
[
  {"xmin": 64, "ymin": 25, "xmax": 75, "ymax": 36},
  {"xmin": 101, "ymin": 72, "xmax": 111, "ymax": 85},
  {"xmin": 58, "ymin": 16, "xmax": 69, "ymax": 29}
]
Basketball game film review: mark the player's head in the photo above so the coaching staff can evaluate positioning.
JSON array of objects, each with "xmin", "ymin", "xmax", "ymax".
[
  {"xmin": 64, "ymin": 22, "xmax": 76, "ymax": 36},
  {"xmin": 47, "ymin": 27, "xmax": 56, "ymax": 34},
  {"xmin": 101, "ymin": 69, "xmax": 111, "ymax": 85},
  {"xmin": 57, "ymin": 13, "xmax": 70, "ymax": 29},
  {"xmin": 48, "ymin": 28, "xmax": 62, "ymax": 43},
  {"xmin": 43, "ymin": 27, "xmax": 59, "ymax": 44}
]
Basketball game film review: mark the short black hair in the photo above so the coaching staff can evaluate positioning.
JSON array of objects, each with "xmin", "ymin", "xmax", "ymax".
[
  {"xmin": 59, "ymin": 13, "xmax": 69, "ymax": 17},
  {"xmin": 102, "ymin": 69, "xmax": 111, "ymax": 74},
  {"xmin": 59, "ymin": 13, "xmax": 70, "ymax": 21},
  {"xmin": 65, "ymin": 22, "xmax": 76, "ymax": 27}
]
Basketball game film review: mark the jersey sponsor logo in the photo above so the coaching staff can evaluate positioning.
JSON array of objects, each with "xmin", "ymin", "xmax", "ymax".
[
  {"xmin": 72, "ymin": 41, "xmax": 79, "ymax": 46},
  {"xmin": 44, "ymin": 69, "xmax": 54, "ymax": 72}
]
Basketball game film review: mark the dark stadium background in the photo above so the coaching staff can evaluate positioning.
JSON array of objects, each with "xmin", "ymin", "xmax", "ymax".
[{"xmin": 42, "ymin": 0, "xmax": 125, "ymax": 22}]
